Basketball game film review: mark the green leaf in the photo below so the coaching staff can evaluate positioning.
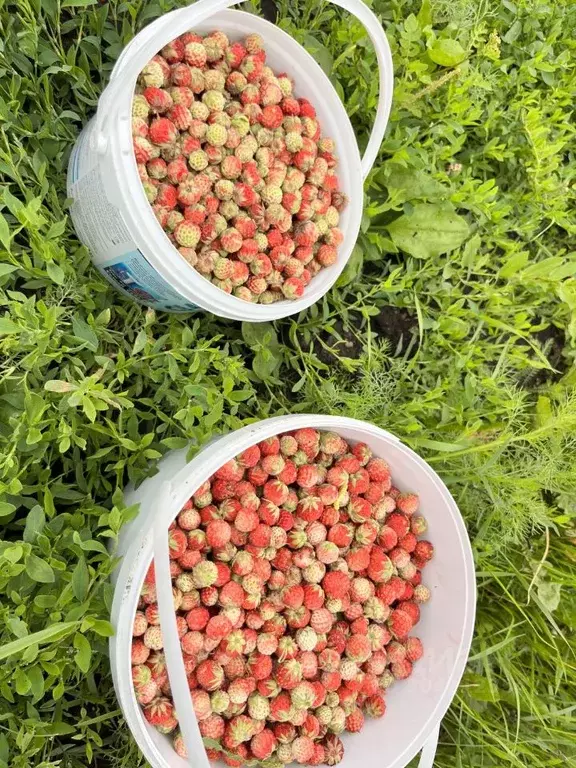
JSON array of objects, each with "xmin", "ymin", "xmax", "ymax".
[
  {"xmin": 44, "ymin": 380, "xmax": 75, "ymax": 393},
  {"xmin": 0, "ymin": 622, "xmax": 77, "ymax": 660},
  {"xmin": 23, "ymin": 505, "xmax": 46, "ymax": 543},
  {"xmin": 71, "ymin": 556, "xmax": 89, "ymax": 601},
  {"xmin": 72, "ymin": 316, "xmax": 99, "ymax": 351},
  {"xmin": 0, "ymin": 263, "xmax": 17, "ymax": 277},
  {"xmin": 73, "ymin": 633, "xmax": 92, "ymax": 673},
  {"xmin": 25, "ymin": 554, "xmax": 55, "ymax": 583},
  {"xmin": 0, "ymin": 214, "xmax": 11, "ymax": 252},
  {"xmin": 0, "ymin": 317, "xmax": 20, "ymax": 335},
  {"xmin": 386, "ymin": 204, "xmax": 470, "ymax": 259},
  {"xmin": 429, "ymin": 39, "xmax": 467, "ymax": 67},
  {"xmin": 386, "ymin": 167, "xmax": 446, "ymax": 200},
  {"xmin": 0, "ymin": 502, "xmax": 16, "ymax": 518},
  {"xmin": 537, "ymin": 580, "xmax": 561, "ymax": 612}
]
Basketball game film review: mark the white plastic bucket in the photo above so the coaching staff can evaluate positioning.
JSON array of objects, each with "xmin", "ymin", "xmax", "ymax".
[
  {"xmin": 110, "ymin": 415, "xmax": 476, "ymax": 768},
  {"xmin": 66, "ymin": 0, "xmax": 393, "ymax": 319}
]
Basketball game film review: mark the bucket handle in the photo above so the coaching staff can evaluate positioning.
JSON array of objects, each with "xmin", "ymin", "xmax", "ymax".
[
  {"xmin": 154, "ymin": 481, "xmax": 209, "ymax": 768},
  {"xmin": 94, "ymin": 0, "xmax": 392, "ymax": 179},
  {"xmin": 418, "ymin": 722, "xmax": 440, "ymax": 767}
]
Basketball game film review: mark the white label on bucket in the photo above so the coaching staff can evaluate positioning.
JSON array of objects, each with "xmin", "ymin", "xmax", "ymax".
[
  {"xmin": 98, "ymin": 250, "xmax": 199, "ymax": 313},
  {"xmin": 69, "ymin": 166, "xmax": 134, "ymax": 257},
  {"xmin": 69, "ymin": 163, "xmax": 198, "ymax": 313}
]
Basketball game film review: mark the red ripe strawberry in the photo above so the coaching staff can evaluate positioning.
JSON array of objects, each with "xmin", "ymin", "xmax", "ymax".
[
  {"xmin": 405, "ymin": 636, "xmax": 424, "ymax": 662},
  {"xmin": 247, "ymin": 464, "xmax": 268, "ymax": 486},
  {"xmin": 235, "ymin": 508, "xmax": 259, "ymax": 533},
  {"xmin": 322, "ymin": 571, "xmax": 350, "ymax": 600},
  {"xmin": 364, "ymin": 693, "xmax": 386, "ymax": 718},
  {"xmin": 346, "ymin": 547, "xmax": 370, "ymax": 572},
  {"xmin": 278, "ymin": 459, "xmax": 297, "ymax": 485},
  {"xmin": 206, "ymin": 519, "xmax": 232, "ymax": 548},
  {"xmin": 143, "ymin": 86, "xmax": 173, "ymax": 113},
  {"xmin": 398, "ymin": 600, "xmax": 421, "ymax": 624},
  {"xmin": 282, "ymin": 584, "xmax": 304, "ymax": 608},
  {"xmin": 348, "ymin": 468, "xmax": 370, "ymax": 495},
  {"xmin": 168, "ymin": 528, "xmax": 187, "ymax": 559},
  {"xmin": 345, "ymin": 634, "xmax": 371, "ymax": 663},
  {"xmin": 296, "ymin": 465, "xmax": 319, "ymax": 489},
  {"xmin": 335, "ymin": 455, "xmax": 360, "ymax": 475},
  {"xmin": 389, "ymin": 608, "xmax": 413, "ymax": 639},
  {"xmin": 345, "ymin": 707, "xmax": 364, "ymax": 733},
  {"xmin": 148, "ymin": 117, "xmax": 177, "ymax": 146},
  {"xmin": 131, "ymin": 639, "xmax": 150, "ymax": 665},
  {"xmin": 251, "ymin": 729, "xmax": 276, "ymax": 759},
  {"xmin": 392, "ymin": 658, "xmax": 413, "ymax": 680},
  {"xmin": 321, "ymin": 670, "xmax": 341, "ymax": 691},
  {"xmin": 269, "ymin": 691, "xmax": 291, "ymax": 720},
  {"xmin": 263, "ymin": 479, "xmax": 289, "ymax": 506},
  {"xmin": 378, "ymin": 525, "xmax": 398, "ymax": 551},
  {"xmin": 259, "ymin": 104, "xmax": 284, "ymax": 129},
  {"xmin": 298, "ymin": 98, "xmax": 316, "ymax": 119},
  {"xmin": 215, "ymin": 459, "xmax": 244, "ymax": 483},
  {"xmin": 211, "ymin": 479, "xmax": 238, "ymax": 501},
  {"xmin": 294, "ymin": 428, "xmax": 320, "ymax": 455},
  {"xmin": 414, "ymin": 540, "xmax": 434, "ymax": 561},
  {"xmin": 386, "ymin": 512, "xmax": 410, "ymax": 538},
  {"xmin": 196, "ymin": 659, "xmax": 224, "ymax": 691},
  {"xmin": 273, "ymin": 722, "xmax": 296, "ymax": 743},
  {"xmin": 259, "ymin": 436, "xmax": 280, "ymax": 456},
  {"xmin": 179, "ymin": 549, "xmax": 201, "ymax": 569},
  {"xmin": 296, "ymin": 495, "xmax": 324, "ymax": 522},
  {"xmin": 185, "ymin": 606, "xmax": 209, "ymax": 631},
  {"xmin": 397, "ymin": 492, "xmax": 419, "ymax": 516},
  {"xmin": 365, "ymin": 456, "xmax": 390, "ymax": 481},
  {"xmin": 237, "ymin": 445, "xmax": 261, "ymax": 468},
  {"xmin": 292, "ymin": 736, "xmax": 315, "ymax": 764},
  {"xmin": 399, "ymin": 532, "xmax": 417, "ymax": 553},
  {"xmin": 143, "ymin": 697, "xmax": 174, "ymax": 727},
  {"xmin": 247, "ymin": 652, "xmax": 273, "ymax": 680}
]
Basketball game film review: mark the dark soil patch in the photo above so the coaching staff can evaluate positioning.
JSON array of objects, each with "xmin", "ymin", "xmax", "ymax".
[
  {"xmin": 261, "ymin": 0, "xmax": 279, "ymax": 22},
  {"xmin": 313, "ymin": 318, "xmax": 364, "ymax": 366},
  {"xmin": 371, "ymin": 305, "xmax": 418, "ymax": 357},
  {"xmin": 529, "ymin": 323, "xmax": 568, "ymax": 386}
]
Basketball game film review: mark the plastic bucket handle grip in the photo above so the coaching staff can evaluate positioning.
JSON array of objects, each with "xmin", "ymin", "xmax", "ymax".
[
  {"xmin": 154, "ymin": 482, "xmax": 208, "ymax": 768},
  {"xmin": 94, "ymin": 0, "xmax": 391, "ymax": 179}
]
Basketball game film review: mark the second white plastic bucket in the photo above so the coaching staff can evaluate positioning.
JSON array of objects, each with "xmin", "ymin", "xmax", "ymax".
[
  {"xmin": 110, "ymin": 415, "xmax": 476, "ymax": 768},
  {"xmin": 66, "ymin": 0, "xmax": 393, "ymax": 319}
]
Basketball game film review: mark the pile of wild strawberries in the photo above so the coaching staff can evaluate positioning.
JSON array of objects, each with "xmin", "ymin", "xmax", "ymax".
[
  {"xmin": 133, "ymin": 31, "xmax": 347, "ymax": 304},
  {"xmin": 131, "ymin": 429, "xmax": 433, "ymax": 765}
]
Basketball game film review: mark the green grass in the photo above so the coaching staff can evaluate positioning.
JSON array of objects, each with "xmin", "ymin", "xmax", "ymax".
[{"xmin": 0, "ymin": 0, "xmax": 575, "ymax": 766}]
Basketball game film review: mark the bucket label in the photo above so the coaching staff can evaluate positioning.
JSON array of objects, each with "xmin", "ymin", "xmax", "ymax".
[
  {"xmin": 98, "ymin": 250, "xmax": 199, "ymax": 313},
  {"xmin": 68, "ymin": 144, "xmax": 198, "ymax": 313}
]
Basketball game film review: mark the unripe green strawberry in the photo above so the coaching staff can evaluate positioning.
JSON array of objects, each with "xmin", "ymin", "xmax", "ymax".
[
  {"xmin": 174, "ymin": 221, "xmax": 201, "ymax": 248},
  {"xmin": 190, "ymin": 102, "xmax": 210, "ymax": 121},
  {"xmin": 132, "ymin": 94, "xmax": 150, "ymax": 119},
  {"xmin": 139, "ymin": 60, "xmax": 165, "ymax": 88},
  {"xmin": 204, "ymin": 69, "xmax": 226, "ymax": 91},
  {"xmin": 188, "ymin": 149, "xmax": 208, "ymax": 171},
  {"xmin": 202, "ymin": 90, "xmax": 226, "ymax": 112},
  {"xmin": 206, "ymin": 124, "xmax": 228, "ymax": 147}
]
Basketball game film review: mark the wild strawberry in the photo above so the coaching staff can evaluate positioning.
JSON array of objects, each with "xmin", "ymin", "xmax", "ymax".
[
  {"xmin": 132, "ymin": 611, "xmax": 148, "ymax": 637},
  {"xmin": 321, "ymin": 734, "xmax": 343, "ymax": 766},
  {"xmin": 386, "ymin": 512, "xmax": 410, "ymax": 539},
  {"xmin": 144, "ymin": 697, "xmax": 175, "ymax": 728},
  {"xmin": 396, "ymin": 492, "xmax": 419, "ymax": 516},
  {"xmin": 131, "ymin": 639, "xmax": 150, "ymax": 665},
  {"xmin": 250, "ymin": 728, "xmax": 276, "ymax": 759},
  {"xmin": 414, "ymin": 540, "xmax": 434, "ymax": 562},
  {"xmin": 186, "ymin": 605, "xmax": 210, "ymax": 631},
  {"xmin": 143, "ymin": 625, "xmax": 163, "ymax": 651},
  {"xmin": 363, "ymin": 692, "xmax": 386, "ymax": 718},
  {"xmin": 235, "ymin": 446, "xmax": 259, "ymax": 471},
  {"xmin": 143, "ymin": 86, "xmax": 173, "ymax": 113},
  {"xmin": 196, "ymin": 659, "xmax": 225, "ymax": 691}
]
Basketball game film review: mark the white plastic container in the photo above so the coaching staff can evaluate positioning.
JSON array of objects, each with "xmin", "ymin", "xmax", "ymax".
[
  {"xmin": 67, "ymin": 0, "xmax": 393, "ymax": 319},
  {"xmin": 110, "ymin": 415, "xmax": 476, "ymax": 768}
]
